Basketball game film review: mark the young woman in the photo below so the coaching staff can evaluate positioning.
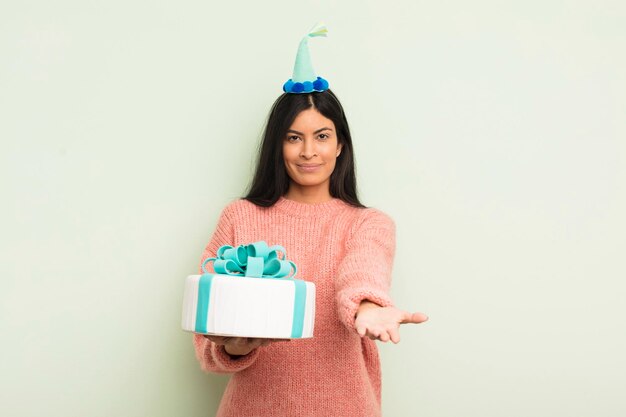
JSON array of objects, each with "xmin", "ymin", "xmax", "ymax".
[{"xmin": 193, "ymin": 89, "xmax": 428, "ymax": 417}]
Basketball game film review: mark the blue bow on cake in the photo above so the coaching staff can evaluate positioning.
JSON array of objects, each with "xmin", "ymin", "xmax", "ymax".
[{"xmin": 202, "ymin": 241, "xmax": 297, "ymax": 279}]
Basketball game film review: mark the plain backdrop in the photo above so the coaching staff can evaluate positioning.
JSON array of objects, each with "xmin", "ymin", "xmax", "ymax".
[{"xmin": 1, "ymin": 1, "xmax": 625, "ymax": 416}]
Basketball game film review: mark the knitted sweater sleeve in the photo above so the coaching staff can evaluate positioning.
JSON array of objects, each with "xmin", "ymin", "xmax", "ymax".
[
  {"xmin": 192, "ymin": 202, "xmax": 261, "ymax": 374},
  {"xmin": 335, "ymin": 209, "xmax": 396, "ymax": 331}
]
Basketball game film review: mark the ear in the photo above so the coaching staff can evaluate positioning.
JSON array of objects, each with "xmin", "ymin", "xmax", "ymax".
[{"xmin": 336, "ymin": 143, "xmax": 343, "ymax": 157}]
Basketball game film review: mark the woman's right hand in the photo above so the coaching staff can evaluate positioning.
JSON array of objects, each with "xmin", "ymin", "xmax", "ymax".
[{"xmin": 203, "ymin": 334, "xmax": 289, "ymax": 357}]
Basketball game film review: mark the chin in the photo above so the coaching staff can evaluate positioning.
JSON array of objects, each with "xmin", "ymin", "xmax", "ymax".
[
  {"xmin": 291, "ymin": 175, "xmax": 330, "ymax": 188},
  {"xmin": 295, "ymin": 179, "xmax": 325, "ymax": 187}
]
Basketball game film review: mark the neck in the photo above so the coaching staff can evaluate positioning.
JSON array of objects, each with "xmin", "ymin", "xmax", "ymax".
[{"xmin": 284, "ymin": 182, "xmax": 333, "ymax": 204}]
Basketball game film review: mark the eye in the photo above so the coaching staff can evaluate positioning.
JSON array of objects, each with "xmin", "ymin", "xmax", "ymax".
[
  {"xmin": 286, "ymin": 135, "xmax": 301, "ymax": 142},
  {"xmin": 318, "ymin": 133, "xmax": 329, "ymax": 140}
]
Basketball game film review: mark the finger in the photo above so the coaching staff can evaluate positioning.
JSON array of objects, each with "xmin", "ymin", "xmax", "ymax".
[
  {"xmin": 232, "ymin": 337, "xmax": 248, "ymax": 346},
  {"xmin": 248, "ymin": 338, "xmax": 265, "ymax": 348},
  {"xmin": 367, "ymin": 328, "xmax": 381, "ymax": 340},
  {"xmin": 401, "ymin": 312, "xmax": 429, "ymax": 324},
  {"xmin": 249, "ymin": 338, "xmax": 266, "ymax": 348},
  {"xmin": 355, "ymin": 325, "xmax": 367, "ymax": 337},
  {"xmin": 378, "ymin": 331, "xmax": 390, "ymax": 343},
  {"xmin": 258, "ymin": 338, "xmax": 284, "ymax": 345},
  {"xmin": 388, "ymin": 327, "xmax": 401, "ymax": 344},
  {"xmin": 205, "ymin": 335, "xmax": 227, "ymax": 344}
]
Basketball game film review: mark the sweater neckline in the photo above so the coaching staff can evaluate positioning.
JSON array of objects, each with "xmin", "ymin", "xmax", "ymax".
[{"xmin": 273, "ymin": 196, "xmax": 347, "ymax": 217}]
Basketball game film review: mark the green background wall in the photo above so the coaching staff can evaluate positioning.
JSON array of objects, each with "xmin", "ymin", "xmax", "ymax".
[{"xmin": 2, "ymin": 1, "xmax": 625, "ymax": 416}]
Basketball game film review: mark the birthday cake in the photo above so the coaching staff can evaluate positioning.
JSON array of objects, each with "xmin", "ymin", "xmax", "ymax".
[{"xmin": 181, "ymin": 241, "xmax": 316, "ymax": 339}]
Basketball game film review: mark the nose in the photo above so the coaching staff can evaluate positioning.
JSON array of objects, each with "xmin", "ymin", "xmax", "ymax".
[{"xmin": 299, "ymin": 138, "xmax": 317, "ymax": 159}]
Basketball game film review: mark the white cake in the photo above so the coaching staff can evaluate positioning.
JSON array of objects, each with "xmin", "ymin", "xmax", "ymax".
[{"xmin": 181, "ymin": 274, "xmax": 316, "ymax": 339}]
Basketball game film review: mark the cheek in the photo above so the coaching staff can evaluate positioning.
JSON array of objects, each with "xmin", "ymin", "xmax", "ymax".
[
  {"xmin": 323, "ymin": 145, "xmax": 340, "ymax": 163},
  {"xmin": 328, "ymin": 157, "xmax": 338, "ymax": 173},
  {"xmin": 282, "ymin": 144, "xmax": 295, "ymax": 163}
]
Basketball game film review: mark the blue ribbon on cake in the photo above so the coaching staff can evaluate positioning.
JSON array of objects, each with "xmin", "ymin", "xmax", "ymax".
[{"xmin": 195, "ymin": 241, "xmax": 307, "ymax": 338}]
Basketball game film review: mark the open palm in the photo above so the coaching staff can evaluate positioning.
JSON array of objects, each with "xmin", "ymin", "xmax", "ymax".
[{"xmin": 355, "ymin": 304, "xmax": 428, "ymax": 343}]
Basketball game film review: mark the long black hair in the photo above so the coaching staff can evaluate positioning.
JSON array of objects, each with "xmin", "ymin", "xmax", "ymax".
[{"xmin": 244, "ymin": 89, "xmax": 365, "ymax": 208}]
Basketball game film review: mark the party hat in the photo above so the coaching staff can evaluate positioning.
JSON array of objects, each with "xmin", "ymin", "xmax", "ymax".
[{"xmin": 283, "ymin": 23, "xmax": 330, "ymax": 94}]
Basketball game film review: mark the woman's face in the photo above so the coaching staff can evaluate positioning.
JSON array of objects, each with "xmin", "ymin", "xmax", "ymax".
[{"xmin": 282, "ymin": 108, "xmax": 342, "ymax": 192}]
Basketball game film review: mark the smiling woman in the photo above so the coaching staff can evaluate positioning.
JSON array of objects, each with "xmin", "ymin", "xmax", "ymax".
[
  {"xmin": 244, "ymin": 90, "xmax": 364, "ymax": 207},
  {"xmin": 192, "ymin": 88, "xmax": 428, "ymax": 417},
  {"xmin": 283, "ymin": 108, "xmax": 343, "ymax": 202}
]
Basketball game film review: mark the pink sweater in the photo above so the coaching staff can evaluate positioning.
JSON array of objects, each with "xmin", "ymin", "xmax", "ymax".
[{"xmin": 193, "ymin": 196, "xmax": 396, "ymax": 417}]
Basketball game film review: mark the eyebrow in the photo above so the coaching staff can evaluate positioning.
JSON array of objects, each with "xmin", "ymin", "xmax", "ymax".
[{"xmin": 286, "ymin": 127, "xmax": 333, "ymax": 135}]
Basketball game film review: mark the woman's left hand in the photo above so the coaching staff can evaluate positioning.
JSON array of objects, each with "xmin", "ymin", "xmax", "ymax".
[{"xmin": 354, "ymin": 301, "xmax": 428, "ymax": 343}]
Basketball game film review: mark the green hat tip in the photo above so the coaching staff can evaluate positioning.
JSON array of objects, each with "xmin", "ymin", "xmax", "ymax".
[{"xmin": 283, "ymin": 23, "xmax": 330, "ymax": 94}]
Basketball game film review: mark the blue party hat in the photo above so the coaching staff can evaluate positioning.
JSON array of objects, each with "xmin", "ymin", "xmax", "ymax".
[{"xmin": 283, "ymin": 23, "xmax": 330, "ymax": 94}]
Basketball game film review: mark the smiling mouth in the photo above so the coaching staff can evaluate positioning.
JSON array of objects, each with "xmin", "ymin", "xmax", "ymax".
[{"xmin": 296, "ymin": 164, "xmax": 322, "ymax": 172}]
